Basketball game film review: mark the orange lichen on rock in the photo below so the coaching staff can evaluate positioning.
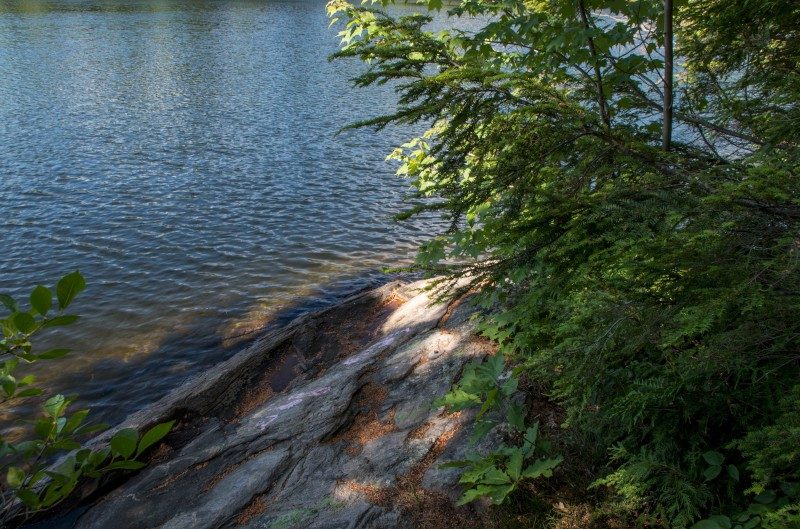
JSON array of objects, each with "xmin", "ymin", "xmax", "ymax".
[
  {"xmin": 234, "ymin": 382, "xmax": 276, "ymax": 419},
  {"xmin": 234, "ymin": 495, "xmax": 269, "ymax": 526},
  {"xmin": 340, "ymin": 480, "xmax": 392, "ymax": 505},
  {"xmin": 340, "ymin": 424, "xmax": 480, "ymax": 529}
]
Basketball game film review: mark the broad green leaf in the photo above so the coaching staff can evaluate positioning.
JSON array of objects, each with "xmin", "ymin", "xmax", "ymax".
[
  {"xmin": 521, "ymin": 457, "xmax": 562, "ymax": 479},
  {"xmin": 482, "ymin": 467, "xmax": 511, "ymax": 485},
  {"xmin": 702, "ymin": 451, "xmax": 724, "ymax": 466},
  {"xmin": 754, "ymin": 491, "xmax": 776, "ymax": 504},
  {"xmin": 6, "ymin": 466, "xmax": 24, "ymax": 488},
  {"xmin": 16, "ymin": 489, "xmax": 40, "ymax": 508},
  {"xmin": 28, "ymin": 470, "xmax": 47, "ymax": 486},
  {"xmin": 456, "ymin": 486, "xmax": 487, "ymax": 506},
  {"xmin": 12, "ymin": 312, "xmax": 36, "ymax": 334},
  {"xmin": 88, "ymin": 447, "xmax": 111, "ymax": 467},
  {"xmin": 136, "ymin": 420, "xmax": 175, "ymax": 457},
  {"xmin": 0, "ymin": 374, "xmax": 16, "ymax": 397},
  {"xmin": 506, "ymin": 403, "xmax": 525, "ymax": 432},
  {"xmin": 38, "ymin": 348, "xmax": 71, "ymax": 360},
  {"xmin": 34, "ymin": 417, "xmax": 53, "ymax": 438},
  {"xmin": 63, "ymin": 409, "xmax": 90, "ymax": 435},
  {"xmin": 51, "ymin": 439, "xmax": 81, "ymax": 451},
  {"xmin": 708, "ymin": 515, "xmax": 732, "ymax": 529},
  {"xmin": 703, "ymin": 465, "xmax": 722, "ymax": 481},
  {"xmin": 77, "ymin": 422, "xmax": 109, "ymax": 435},
  {"xmin": 43, "ymin": 394, "xmax": 67, "ymax": 418},
  {"xmin": 500, "ymin": 375, "xmax": 518, "ymax": 396},
  {"xmin": 487, "ymin": 483, "xmax": 515, "ymax": 504},
  {"xmin": 110, "ymin": 428, "xmax": 139, "ymax": 459},
  {"xmin": 42, "ymin": 315, "xmax": 80, "ymax": 328},
  {"xmin": 727, "ymin": 464, "xmax": 740, "ymax": 481},
  {"xmin": 742, "ymin": 517, "xmax": 761, "ymax": 529},
  {"xmin": 16, "ymin": 387, "xmax": 43, "ymax": 398},
  {"xmin": 523, "ymin": 423, "xmax": 539, "ymax": 453},
  {"xmin": 469, "ymin": 418, "xmax": 495, "ymax": 444},
  {"xmin": 0, "ymin": 293, "xmax": 18, "ymax": 312},
  {"xmin": 30, "ymin": 285, "xmax": 52, "ymax": 316},
  {"xmin": 56, "ymin": 270, "xmax": 86, "ymax": 310},
  {"xmin": 507, "ymin": 449, "xmax": 523, "ymax": 481},
  {"xmin": 691, "ymin": 520, "xmax": 726, "ymax": 529}
]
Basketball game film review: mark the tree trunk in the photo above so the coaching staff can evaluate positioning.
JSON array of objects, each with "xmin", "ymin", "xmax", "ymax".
[{"xmin": 663, "ymin": 0, "xmax": 673, "ymax": 151}]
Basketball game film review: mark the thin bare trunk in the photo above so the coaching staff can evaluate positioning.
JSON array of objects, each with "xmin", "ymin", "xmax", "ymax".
[
  {"xmin": 662, "ymin": 0, "xmax": 673, "ymax": 151},
  {"xmin": 577, "ymin": 0, "xmax": 610, "ymax": 129}
]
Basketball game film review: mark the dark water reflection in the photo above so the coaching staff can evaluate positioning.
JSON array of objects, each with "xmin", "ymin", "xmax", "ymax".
[{"xmin": 0, "ymin": 0, "xmax": 442, "ymax": 427}]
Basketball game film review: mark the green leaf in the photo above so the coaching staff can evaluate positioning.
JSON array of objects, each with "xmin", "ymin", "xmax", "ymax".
[
  {"xmin": 6, "ymin": 466, "xmax": 24, "ymax": 488},
  {"xmin": 708, "ymin": 515, "xmax": 732, "ymax": 529},
  {"xmin": 136, "ymin": 421, "xmax": 175, "ymax": 457},
  {"xmin": 16, "ymin": 387, "xmax": 44, "ymax": 398},
  {"xmin": 42, "ymin": 314, "xmax": 80, "ymax": 328},
  {"xmin": 0, "ymin": 374, "xmax": 17, "ymax": 397},
  {"xmin": 77, "ymin": 422, "xmax": 109, "ymax": 435},
  {"xmin": 500, "ymin": 375, "xmax": 518, "ymax": 396},
  {"xmin": 439, "ymin": 460, "xmax": 470, "ymax": 469},
  {"xmin": 692, "ymin": 520, "xmax": 726, "ymax": 529},
  {"xmin": 38, "ymin": 348, "xmax": 71, "ymax": 360},
  {"xmin": 521, "ymin": 457, "xmax": 562, "ymax": 479},
  {"xmin": 34, "ymin": 418, "xmax": 54, "ymax": 438},
  {"xmin": 110, "ymin": 428, "xmax": 139, "ymax": 459},
  {"xmin": 44, "ymin": 394, "xmax": 67, "ymax": 418},
  {"xmin": 523, "ymin": 423, "xmax": 539, "ymax": 453},
  {"xmin": 30, "ymin": 285, "xmax": 52, "ymax": 316},
  {"xmin": 704, "ymin": 465, "xmax": 722, "ymax": 481},
  {"xmin": 469, "ymin": 419, "xmax": 495, "ymax": 444},
  {"xmin": 63, "ymin": 409, "xmax": 90, "ymax": 435},
  {"xmin": 702, "ymin": 450, "xmax": 724, "ymax": 466},
  {"xmin": 742, "ymin": 517, "xmax": 761, "ymax": 529},
  {"xmin": 56, "ymin": 270, "xmax": 86, "ymax": 310},
  {"xmin": 12, "ymin": 312, "xmax": 36, "ymax": 334},
  {"xmin": 435, "ymin": 388, "xmax": 481, "ymax": 411},
  {"xmin": 487, "ymin": 483, "xmax": 515, "ymax": 504},
  {"xmin": 486, "ymin": 354, "xmax": 505, "ymax": 379},
  {"xmin": 482, "ymin": 467, "xmax": 511, "ymax": 485},
  {"xmin": 456, "ymin": 486, "xmax": 487, "ymax": 506},
  {"xmin": 88, "ymin": 447, "xmax": 111, "ymax": 467},
  {"xmin": 727, "ymin": 464, "xmax": 740, "ymax": 481},
  {"xmin": 507, "ymin": 449, "xmax": 523, "ymax": 481},
  {"xmin": 754, "ymin": 491, "xmax": 776, "ymax": 504},
  {"xmin": 28, "ymin": 470, "xmax": 47, "ymax": 486},
  {"xmin": 506, "ymin": 403, "xmax": 525, "ymax": 432},
  {"xmin": 16, "ymin": 488, "xmax": 41, "ymax": 508},
  {"xmin": 0, "ymin": 293, "xmax": 18, "ymax": 312}
]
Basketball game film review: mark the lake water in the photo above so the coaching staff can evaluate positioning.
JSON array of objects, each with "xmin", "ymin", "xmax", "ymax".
[{"xmin": 0, "ymin": 0, "xmax": 441, "ymax": 428}]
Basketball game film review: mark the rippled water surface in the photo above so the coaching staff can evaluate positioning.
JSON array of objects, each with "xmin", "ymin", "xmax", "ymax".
[{"xmin": 0, "ymin": 0, "xmax": 441, "ymax": 426}]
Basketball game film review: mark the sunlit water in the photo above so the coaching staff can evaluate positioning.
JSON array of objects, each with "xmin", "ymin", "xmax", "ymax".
[{"xmin": 0, "ymin": 0, "xmax": 445, "ymax": 429}]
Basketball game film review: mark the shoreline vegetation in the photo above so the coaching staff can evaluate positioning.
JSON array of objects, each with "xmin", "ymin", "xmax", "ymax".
[
  {"xmin": 1, "ymin": 0, "xmax": 798, "ymax": 527},
  {"xmin": 327, "ymin": 0, "xmax": 800, "ymax": 527}
]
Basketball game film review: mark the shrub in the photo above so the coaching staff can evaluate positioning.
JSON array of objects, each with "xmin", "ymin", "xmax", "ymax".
[
  {"xmin": 329, "ymin": 0, "xmax": 800, "ymax": 525},
  {"xmin": 0, "ymin": 272, "xmax": 173, "ymax": 525}
]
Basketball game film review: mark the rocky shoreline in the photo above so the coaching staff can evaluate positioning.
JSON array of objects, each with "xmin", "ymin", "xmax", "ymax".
[{"xmin": 34, "ymin": 278, "xmax": 496, "ymax": 529}]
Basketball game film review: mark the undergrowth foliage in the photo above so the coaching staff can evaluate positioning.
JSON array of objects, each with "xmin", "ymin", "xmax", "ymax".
[
  {"xmin": 0, "ymin": 272, "xmax": 173, "ymax": 526},
  {"xmin": 328, "ymin": 0, "xmax": 800, "ymax": 526},
  {"xmin": 434, "ymin": 354, "xmax": 562, "ymax": 506}
]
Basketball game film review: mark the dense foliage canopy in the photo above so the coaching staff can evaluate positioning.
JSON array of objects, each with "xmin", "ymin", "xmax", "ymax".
[{"xmin": 329, "ymin": 0, "xmax": 800, "ymax": 526}]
